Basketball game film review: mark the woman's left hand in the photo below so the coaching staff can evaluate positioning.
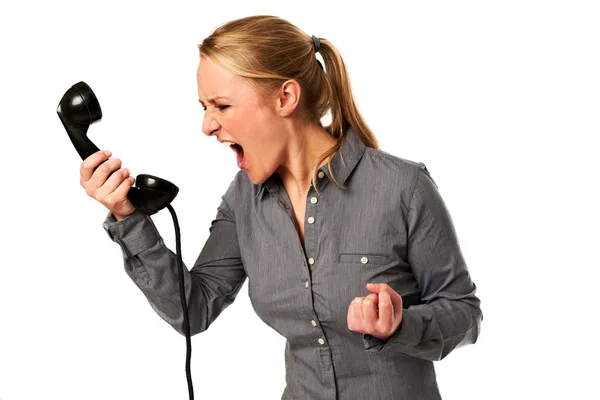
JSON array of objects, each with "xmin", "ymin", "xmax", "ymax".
[{"xmin": 347, "ymin": 283, "xmax": 403, "ymax": 341}]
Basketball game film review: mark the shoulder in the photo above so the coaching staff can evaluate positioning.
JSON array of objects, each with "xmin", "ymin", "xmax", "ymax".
[
  {"xmin": 366, "ymin": 147, "xmax": 425, "ymax": 170},
  {"xmin": 361, "ymin": 147, "xmax": 429, "ymax": 189},
  {"xmin": 362, "ymin": 148, "xmax": 444, "ymax": 217}
]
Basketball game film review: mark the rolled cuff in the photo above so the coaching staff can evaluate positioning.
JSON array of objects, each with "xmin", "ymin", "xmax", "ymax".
[
  {"xmin": 362, "ymin": 308, "xmax": 424, "ymax": 353},
  {"xmin": 102, "ymin": 209, "xmax": 160, "ymax": 259}
]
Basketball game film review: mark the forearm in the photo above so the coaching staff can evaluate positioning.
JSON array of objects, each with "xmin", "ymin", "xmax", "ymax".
[
  {"xmin": 102, "ymin": 209, "xmax": 246, "ymax": 336},
  {"xmin": 364, "ymin": 292, "xmax": 482, "ymax": 360}
]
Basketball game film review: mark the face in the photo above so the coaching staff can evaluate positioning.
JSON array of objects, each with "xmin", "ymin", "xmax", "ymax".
[{"xmin": 197, "ymin": 55, "xmax": 291, "ymax": 185}]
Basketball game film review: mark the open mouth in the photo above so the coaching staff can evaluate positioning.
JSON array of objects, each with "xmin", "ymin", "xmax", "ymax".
[
  {"xmin": 231, "ymin": 143, "xmax": 243, "ymax": 155},
  {"xmin": 222, "ymin": 141, "xmax": 245, "ymax": 167}
]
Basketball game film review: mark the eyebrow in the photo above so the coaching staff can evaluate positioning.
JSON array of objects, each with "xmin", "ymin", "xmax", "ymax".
[{"xmin": 198, "ymin": 96, "xmax": 229, "ymax": 106}]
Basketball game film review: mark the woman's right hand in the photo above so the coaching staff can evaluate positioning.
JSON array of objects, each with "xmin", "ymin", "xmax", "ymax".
[{"xmin": 80, "ymin": 150, "xmax": 136, "ymax": 220}]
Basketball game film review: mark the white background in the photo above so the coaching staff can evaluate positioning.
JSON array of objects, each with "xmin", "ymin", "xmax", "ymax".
[{"xmin": 1, "ymin": 0, "xmax": 598, "ymax": 399}]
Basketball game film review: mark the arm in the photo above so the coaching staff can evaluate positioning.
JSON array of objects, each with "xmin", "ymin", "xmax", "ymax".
[
  {"xmin": 362, "ymin": 164, "xmax": 483, "ymax": 360},
  {"xmin": 102, "ymin": 192, "xmax": 246, "ymax": 336}
]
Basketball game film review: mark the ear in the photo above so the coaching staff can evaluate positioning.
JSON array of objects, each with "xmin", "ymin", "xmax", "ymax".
[{"xmin": 276, "ymin": 79, "xmax": 302, "ymax": 117}]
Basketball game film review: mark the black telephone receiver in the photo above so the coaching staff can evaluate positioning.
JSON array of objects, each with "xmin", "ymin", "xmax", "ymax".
[
  {"xmin": 57, "ymin": 81, "xmax": 195, "ymax": 400},
  {"xmin": 56, "ymin": 81, "xmax": 179, "ymax": 215}
]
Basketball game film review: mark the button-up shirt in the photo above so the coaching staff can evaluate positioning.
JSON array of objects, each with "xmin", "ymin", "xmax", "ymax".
[{"xmin": 102, "ymin": 126, "xmax": 483, "ymax": 399}]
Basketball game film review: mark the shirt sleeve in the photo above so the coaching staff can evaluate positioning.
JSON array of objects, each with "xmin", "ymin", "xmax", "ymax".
[
  {"xmin": 362, "ymin": 164, "xmax": 483, "ymax": 360},
  {"xmin": 102, "ymin": 190, "xmax": 247, "ymax": 337}
]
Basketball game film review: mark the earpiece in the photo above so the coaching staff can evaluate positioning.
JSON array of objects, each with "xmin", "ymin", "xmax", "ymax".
[{"xmin": 56, "ymin": 81, "xmax": 179, "ymax": 215}]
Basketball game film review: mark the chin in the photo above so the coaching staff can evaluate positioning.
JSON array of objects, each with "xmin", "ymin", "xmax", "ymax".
[
  {"xmin": 246, "ymin": 173, "xmax": 259, "ymax": 185},
  {"xmin": 242, "ymin": 169, "xmax": 257, "ymax": 185},
  {"xmin": 247, "ymin": 173, "xmax": 265, "ymax": 186},
  {"xmin": 245, "ymin": 168, "xmax": 272, "ymax": 186}
]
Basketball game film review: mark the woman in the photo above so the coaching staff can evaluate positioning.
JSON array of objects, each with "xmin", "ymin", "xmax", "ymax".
[{"xmin": 81, "ymin": 15, "xmax": 482, "ymax": 400}]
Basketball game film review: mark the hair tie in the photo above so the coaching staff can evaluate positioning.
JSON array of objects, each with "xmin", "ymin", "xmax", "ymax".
[
  {"xmin": 311, "ymin": 35, "xmax": 320, "ymax": 53},
  {"xmin": 311, "ymin": 35, "xmax": 324, "ymax": 71}
]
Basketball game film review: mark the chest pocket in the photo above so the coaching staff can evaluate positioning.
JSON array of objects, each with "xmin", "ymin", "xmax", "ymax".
[{"xmin": 337, "ymin": 251, "xmax": 394, "ymax": 288}]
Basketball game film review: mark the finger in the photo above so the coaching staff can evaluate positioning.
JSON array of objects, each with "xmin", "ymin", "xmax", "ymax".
[
  {"xmin": 377, "ymin": 291, "xmax": 394, "ymax": 333},
  {"xmin": 367, "ymin": 282, "xmax": 403, "ymax": 314},
  {"xmin": 348, "ymin": 296, "xmax": 366, "ymax": 331},
  {"xmin": 88, "ymin": 158, "xmax": 122, "ymax": 191},
  {"xmin": 364, "ymin": 293, "xmax": 378, "ymax": 313},
  {"xmin": 80, "ymin": 150, "xmax": 111, "ymax": 183},
  {"xmin": 97, "ymin": 168, "xmax": 131, "ymax": 199},
  {"xmin": 105, "ymin": 174, "xmax": 135, "ymax": 207},
  {"xmin": 347, "ymin": 301, "xmax": 355, "ymax": 330},
  {"xmin": 351, "ymin": 297, "xmax": 364, "ymax": 329},
  {"xmin": 362, "ymin": 294, "xmax": 379, "ymax": 333},
  {"xmin": 365, "ymin": 293, "xmax": 378, "ymax": 305}
]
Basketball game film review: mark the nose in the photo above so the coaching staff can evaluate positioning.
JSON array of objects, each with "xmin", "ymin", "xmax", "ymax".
[{"xmin": 201, "ymin": 111, "xmax": 220, "ymax": 137}]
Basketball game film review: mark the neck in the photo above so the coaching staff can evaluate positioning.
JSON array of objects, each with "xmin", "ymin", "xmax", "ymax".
[{"xmin": 275, "ymin": 121, "xmax": 337, "ymax": 198}]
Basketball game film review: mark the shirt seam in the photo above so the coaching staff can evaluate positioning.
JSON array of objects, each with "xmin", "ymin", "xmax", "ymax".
[{"xmin": 407, "ymin": 166, "xmax": 423, "ymax": 222}]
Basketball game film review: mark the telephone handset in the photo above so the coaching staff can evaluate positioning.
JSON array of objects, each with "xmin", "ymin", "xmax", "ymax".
[
  {"xmin": 56, "ymin": 81, "xmax": 195, "ymax": 400},
  {"xmin": 56, "ymin": 81, "xmax": 179, "ymax": 215}
]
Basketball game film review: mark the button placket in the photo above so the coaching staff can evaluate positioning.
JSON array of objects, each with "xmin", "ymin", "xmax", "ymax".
[
  {"xmin": 305, "ymin": 185, "xmax": 318, "ymax": 265},
  {"xmin": 305, "ymin": 184, "xmax": 325, "ymax": 340},
  {"xmin": 272, "ymin": 178, "xmax": 323, "ymax": 344}
]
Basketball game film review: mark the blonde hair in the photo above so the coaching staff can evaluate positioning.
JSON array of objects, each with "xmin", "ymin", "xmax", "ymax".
[{"xmin": 198, "ymin": 15, "xmax": 379, "ymax": 194}]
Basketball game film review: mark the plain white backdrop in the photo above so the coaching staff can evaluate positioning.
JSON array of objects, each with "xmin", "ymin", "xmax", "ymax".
[{"xmin": 0, "ymin": 0, "xmax": 598, "ymax": 399}]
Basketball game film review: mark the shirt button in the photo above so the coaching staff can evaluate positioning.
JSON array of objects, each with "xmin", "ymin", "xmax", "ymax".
[
  {"xmin": 310, "ymin": 197, "xmax": 318, "ymax": 204},
  {"xmin": 318, "ymin": 171, "xmax": 325, "ymax": 179},
  {"xmin": 305, "ymin": 280, "xmax": 309, "ymax": 288},
  {"xmin": 361, "ymin": 256, "xmax": 369, "ymax": 264},
  {"xmin": 308, "ymin": 257, "xmax": 315, "ymax": 265},
  {"xmin": 318, "ymin": 338, "xmax": 325, "ymax": 345},
  {"xmin": 308, "ymin": 217, "xmax": 315, "ymax": 224},
  {"xmin": 311, "ymin": 320, "xmax": 317, "ymax": 327}
]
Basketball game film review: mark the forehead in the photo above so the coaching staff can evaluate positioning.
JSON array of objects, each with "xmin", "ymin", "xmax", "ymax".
[{"xmin": 197, "ymin": 56, "xmax": 249, "ymax": 102}]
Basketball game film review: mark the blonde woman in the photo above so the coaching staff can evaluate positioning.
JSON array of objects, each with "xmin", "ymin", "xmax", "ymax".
[{"xmin": 82, "ymin": 15, "xmax": 483, "ymax": 400}]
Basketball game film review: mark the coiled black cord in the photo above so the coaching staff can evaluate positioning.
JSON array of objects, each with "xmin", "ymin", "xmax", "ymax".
[{"xmin": 166, "ymin": 204, "xmax": 194, "ymax": 400}]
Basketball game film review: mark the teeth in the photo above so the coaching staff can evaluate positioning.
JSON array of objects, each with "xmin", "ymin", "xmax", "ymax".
[{"xmin": 222, "ymin": 141, "xmax": 235, "ymax": 147}]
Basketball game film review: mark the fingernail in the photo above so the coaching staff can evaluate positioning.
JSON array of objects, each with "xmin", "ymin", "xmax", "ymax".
[{"xmin": 104, "ymin": 150, "xmax": 112, "ymax": 156}]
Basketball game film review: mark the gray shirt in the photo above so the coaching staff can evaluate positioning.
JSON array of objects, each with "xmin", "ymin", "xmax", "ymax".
[{"xmin": 102, "ymin": 126, "xmax": 483, "ymax": 399}]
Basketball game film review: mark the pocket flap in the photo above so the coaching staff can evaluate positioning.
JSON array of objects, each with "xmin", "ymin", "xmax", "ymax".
[{"xmin": 338, "ymin": 253, "xmax": 389, "ymax": 265}]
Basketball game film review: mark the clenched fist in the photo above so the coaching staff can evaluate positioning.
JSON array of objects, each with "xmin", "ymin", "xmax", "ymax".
[{"xmin": 347, "ymin": 283, "xmax": 403, "ymax": 341}]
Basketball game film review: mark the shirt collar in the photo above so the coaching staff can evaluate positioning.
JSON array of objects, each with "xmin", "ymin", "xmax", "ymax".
[{"xmin": 256, "ymin": 125, "xmax": 366, "ymax": 197}]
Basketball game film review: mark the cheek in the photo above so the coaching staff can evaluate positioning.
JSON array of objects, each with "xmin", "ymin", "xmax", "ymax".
[
  {"xmin": 242, "ymin": 133, "xmax": 281, "ymax": 170},
  {"xmin": 239, "ymin": 105, "xmax": 282, "ymax": 158},
  {"xmin": 253, "ymin": 130, "xmax": 283, "ymax": 154}
]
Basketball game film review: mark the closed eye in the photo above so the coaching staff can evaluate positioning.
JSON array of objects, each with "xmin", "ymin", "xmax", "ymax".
[{"xmin": 201, "ymin": 105, "xmax": 230, "ymax": 112}]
